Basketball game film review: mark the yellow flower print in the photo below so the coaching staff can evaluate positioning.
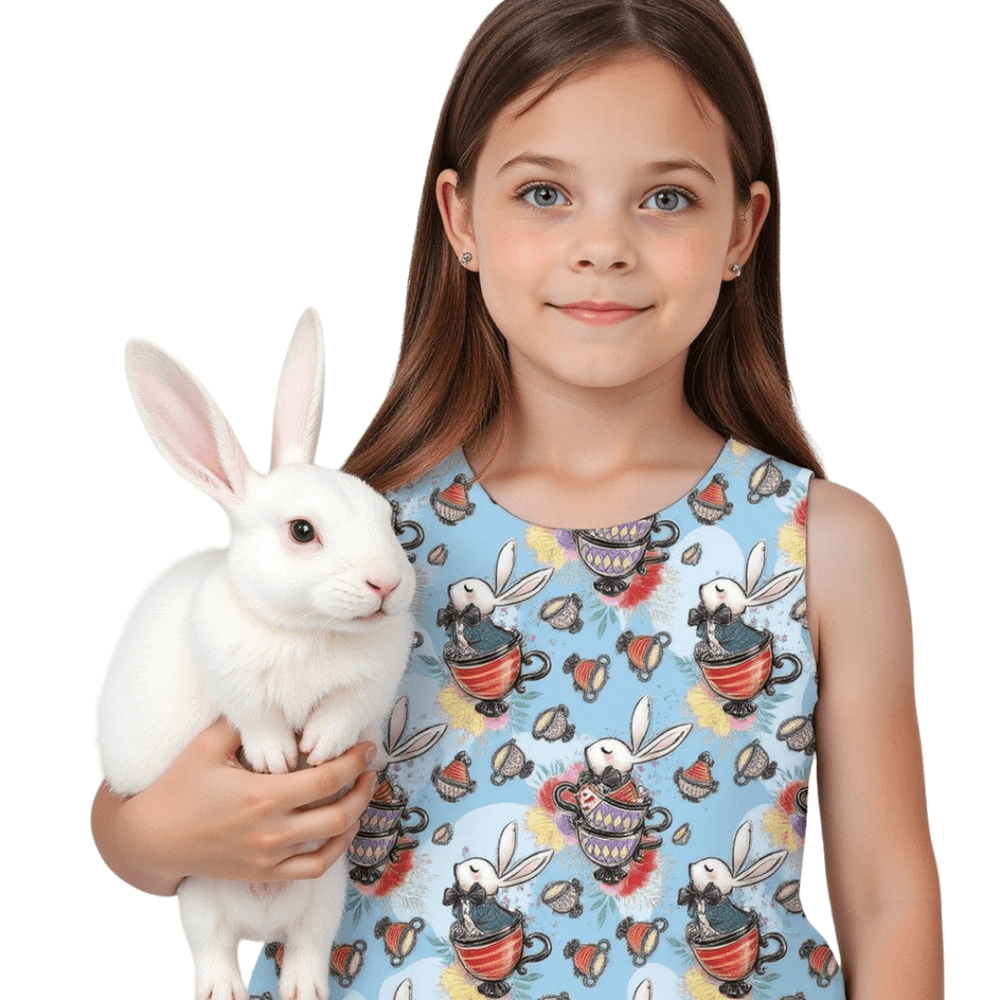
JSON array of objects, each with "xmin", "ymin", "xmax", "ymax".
[
  {"xmin": 438, "ymin": 686, "xmax": 484, "ymax": 737},
  {"xmin": 730, "ymin": 440, "xmax": 749, "ymax": 458},
  {"xmin": 525, "ymin": 525, "xmax": 568, "ymax": 570},
  {"xmin": 778, "ymin": 519, "xmax": 806, "ymax": 567},
  {"xmin": 687, "ymin": 685, "xmax": 732, "ymax": 737},
  {"xmin": 524, "ymin": 805, "xmax": 567, "ymax": 852},
  {"xmin": 441, "ymin": 964, "xmax": 482, "ymax": 1000},
  {"xmin": 762, "ymin": 805, "xmax": 804, "ymax": 852},
  {"xmin": 684, "ymin": 963, "xmax": 725, "ymax": 1000}
]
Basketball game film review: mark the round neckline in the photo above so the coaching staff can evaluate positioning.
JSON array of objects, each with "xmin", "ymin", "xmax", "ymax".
[{"xmin": 457, "ymin": 437, "xmax": 734, "ymax": 532}]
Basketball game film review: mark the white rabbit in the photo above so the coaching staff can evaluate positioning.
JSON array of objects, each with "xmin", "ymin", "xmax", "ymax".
[
  {"xmin": 686, "ymin": 820, "xmax": 787, "ymax": 939},
  {"xmin": 96, "ymin": 308, "xmax": 416, "ymax": 1000},
  {"xmin": 698, "ymin": 539, "xmax": 803, "ymax": 657},
  {"xmin": 450, "ymin": 821, "xmax": 554, "ymax": 938},
  {"xmin": 445, "ymin": 539, "xmax": 553, "ymax": 657},
  {"xmin": 584, "ymin": 694, "xmax": 692, "ymax": 789}
]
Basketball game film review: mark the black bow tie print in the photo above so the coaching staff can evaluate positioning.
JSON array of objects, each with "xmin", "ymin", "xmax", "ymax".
[
  {"xmin": 687, "ymin": 603, "xmax": 734, "ymax": 628},
  {"xmin": 437, "ymin": 604, "xmax": 483, "ymax": 629},
  {"xmin": 677, "ymin": 882, "xmax": 724, "ymax": 910},
  {"xmin": 443, "ymin": 883, "xmax": 489, "ymax": 907}
]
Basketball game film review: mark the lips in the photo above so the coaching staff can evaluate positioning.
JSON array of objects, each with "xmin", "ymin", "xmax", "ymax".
[{"xmin": 556, "ymin": 301, "xmax": 648, "ymax": 326}]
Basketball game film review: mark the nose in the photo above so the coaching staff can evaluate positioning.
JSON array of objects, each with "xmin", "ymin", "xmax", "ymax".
[
  {"xmin": 367, "ymin": 576, "xmax": 400, "ymax": 598},
  {"xmin": 570, "ymin": 205, "xmax": 636, "ymax": 272}
]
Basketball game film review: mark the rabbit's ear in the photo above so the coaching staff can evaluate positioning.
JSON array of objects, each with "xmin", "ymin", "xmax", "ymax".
[
  {"xmin": 392, "ymin": 979, "xmax": 412, "ymax": 1000},
  {"xmin": 388, "ymin": 722, "xmax": 447, "ymax": 764},
  {"xmin": 745, "ymin": 540, "xmax": 767, "ymax": 595},
  {"xmin": 497, "ymin": 847, "xmax": 554, "ymax": 887},
  {"xmin": 732, "ymin": 820, "xmax": 752, "ymax": 875},
  {"xmin": 733, "ymin": 848, "xmax": 787, "ymax": 888},
  {"xmin": 495, "ymin": 566, "xmax": 555, "ymax": 607},
  {"xmin": 497, "ymin": 821, "xmax": 517, "ymax": 876},
  {"xmin": 746, "ymin": 567, "xmax": 804, "ymax": 608},
  {"xmin": 631, "ymin": 980, "xmax": 652, "ymax": 1000},
  {"xmin": 634, "ymin": 722, "xmax": 693, "ymax": 763},
  {"xmin": 630, "ymin": 696, "xmax": 652, "ymax": 753},
  {"xmin": 495, "ymin": 540, "xmax": 517, "ymax": 595},
  {"xmin": 125, "ymin": 339, "xmax": 253, "ymax": 509},
  {"xmin": 270, "ymin": 307, "xmax": 324, "ymax": 470},
  {"xmin": 387, "ymin": 697, "xmax": 409, "ymax": 754}
]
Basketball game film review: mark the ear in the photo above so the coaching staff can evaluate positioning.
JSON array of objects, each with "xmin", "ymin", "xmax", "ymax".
[
  {"xmin": 387, "ymin": 697, "xmax": 409, "ymax": 754},
  {"xmin": 746, "ymin": 566, "xmax": 804, "ymax": 607},
  {"xmin": 724, "ymin": 180, "xmax": 770, "ymax": 281},
  {"xmin": 630, "ymin": 695, "xmax": 652, "ymax": 754},
  {"xmin": 495, "ymin": 566, "xmax": 554, "ymax": 607},
  {"xmin": 270, "ymin": 307, "xmax": 324, "ymax": 469},
  {"xmin": 495, "ymin": 539, "xmax": 517, "ymax": 594},
  {"xmin": 436, "ymin": 167, "xmax": 478, "ymax": 272},
  {"xmin": 635, "ymin": 723, "xmax": 692, "ymax": 763},
  {"xmin": 497, "ymin": 821, "xmax": 517, "ymax": 876},
  {"xmin": 732, "ymin": 820, "xmax": 752, "ymax": 875},
  {"xmin": 733, "ymin": 848, "xmax": 787, "ymax": 888},
  {"xmin": 745, "ymin": 540, "xmax": 767, "ymax": 594},
  {"xmin": 498, "ymin": 847, "xmax": 554, "ymax": 887},
  {"xmin": 125, "ymin": 338, "xmax": 253, "ymax": 509}
]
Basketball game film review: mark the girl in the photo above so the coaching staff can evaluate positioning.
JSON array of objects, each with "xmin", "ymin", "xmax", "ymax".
[{"xmin": 91, "ymin": 1, "xmax": 943, "ymax": 998}]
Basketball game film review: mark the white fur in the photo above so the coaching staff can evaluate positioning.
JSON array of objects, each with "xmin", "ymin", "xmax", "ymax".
[{"xmin": 97, "ymin": 308, "xmax": 416, "ymax": 1000}]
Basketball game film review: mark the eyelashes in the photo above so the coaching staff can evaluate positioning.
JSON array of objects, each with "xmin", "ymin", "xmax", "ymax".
[{"xmin": 513, "ymin": 180, "xmax": 698, "ymax": 214}]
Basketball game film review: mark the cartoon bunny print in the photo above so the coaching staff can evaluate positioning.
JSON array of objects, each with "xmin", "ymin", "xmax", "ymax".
[
  {"xmin": 689, "ymin": 539, "xmax": 803, "ymax": 659},
  {"xmin": 436, "ymin": 539, "xmax": 554, "ymax": 716},
  {"xmin": 443, "ymin": 821, "xmax": 554, "ymax": 994},
  {"xmin": 437, "ymin": 538, "xmax": 553, "ymax": 659},
  {"xmin": 349, "ymin": 696, "xmax": 447, "ymax": 887},
  {"xmin": 554, "ymin": 696, "xmax": 692, "ymax": 884},
  {"xmin": 688, "ymin": 539, "xmax": 804, "ymax": 718}
]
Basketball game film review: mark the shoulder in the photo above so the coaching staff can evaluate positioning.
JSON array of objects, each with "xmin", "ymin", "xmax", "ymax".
[{"xmin": 803, "ymin": 476, "xmax": 910, "ymax": 674}]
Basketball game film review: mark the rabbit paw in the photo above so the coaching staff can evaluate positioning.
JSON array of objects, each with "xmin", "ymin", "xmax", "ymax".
[
  {"xmin": 240, "ymin": 729, "xmax": 299, "ymax": 774},
  {"xmin": 276, "ymin": 956, "xmax": 330, "ymax": 1000},
  {"xmin": 300, "ymin": 706, "xmax": 354, "ymax": 767}
]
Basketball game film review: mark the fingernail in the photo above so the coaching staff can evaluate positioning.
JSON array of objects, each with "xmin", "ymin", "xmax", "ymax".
[{"xmin": 364, "ymin": 743, "xmax": 377, "ymax": 763}]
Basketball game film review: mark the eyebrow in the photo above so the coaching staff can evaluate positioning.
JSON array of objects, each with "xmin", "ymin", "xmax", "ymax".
[{"xmin": 497, "ymin": 152, "xmax": 716, "ymax": 185}]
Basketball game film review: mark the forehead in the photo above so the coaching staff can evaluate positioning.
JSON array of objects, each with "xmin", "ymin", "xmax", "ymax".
[{"xmin": 479, "ymin": 54, "xmax": 731, "ymax": 183}]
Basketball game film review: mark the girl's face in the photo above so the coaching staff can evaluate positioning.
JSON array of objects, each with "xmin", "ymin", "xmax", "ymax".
[{"xmin": 436, "ymin": 53, "xmax": 769, "ymax": 394}]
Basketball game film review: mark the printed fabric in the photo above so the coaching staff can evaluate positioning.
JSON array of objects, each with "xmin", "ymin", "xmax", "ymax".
[{"xmin": 248, "ymin": 437, "xmax": 845, "ymax": 1000}]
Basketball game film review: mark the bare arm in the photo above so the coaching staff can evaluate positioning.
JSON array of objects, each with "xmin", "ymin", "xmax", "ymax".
[
  {"xmin": 806, "ymin": 478, "xmax": 943, "ymax": 999},
  {"xmin": 91, "ymin": 717, "xmax": 379, "ymax": 896}
]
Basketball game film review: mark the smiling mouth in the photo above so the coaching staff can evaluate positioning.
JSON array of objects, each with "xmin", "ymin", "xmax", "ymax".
[{"xmin": 553, "ymin": 303, "xmax": 650, "ymax": 325}]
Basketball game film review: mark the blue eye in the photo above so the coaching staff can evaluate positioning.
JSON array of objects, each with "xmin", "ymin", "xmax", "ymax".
[
  {"xmin": 644, "ymin": 188, "xmax": 692, "ymax": 212},
  {"xmin": 520, "ymin": 184, "xmax": 566, "ymax": 209}
]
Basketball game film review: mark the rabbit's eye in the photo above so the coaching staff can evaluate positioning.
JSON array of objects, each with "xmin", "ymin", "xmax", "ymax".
[{"xmin": 290, "ymin": 519, "xmax": 316, "ymax": 544}]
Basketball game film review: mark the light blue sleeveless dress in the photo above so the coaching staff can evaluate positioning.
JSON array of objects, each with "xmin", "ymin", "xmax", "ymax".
[{"xmin": 248, "ymin": 437, "xmax": 845, "ymax": 999}]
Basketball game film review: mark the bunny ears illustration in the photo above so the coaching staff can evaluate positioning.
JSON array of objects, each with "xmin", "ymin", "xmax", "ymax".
[{"xmin": 124, "ymin": 307, "xmax": 325, "ymax": 510}]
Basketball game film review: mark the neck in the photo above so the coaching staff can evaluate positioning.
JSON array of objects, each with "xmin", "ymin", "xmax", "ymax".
[{"xmin": 471, "ymin": 349, "xmax": 721, "ymax": 485}]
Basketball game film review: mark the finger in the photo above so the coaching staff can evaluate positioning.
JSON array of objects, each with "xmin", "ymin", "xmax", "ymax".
[
  {"xmin": 271, "ymin": 742, "xmax": 378, "ymax": 809},
  {"xmin": 278, "ymin": 769, "xmax": 378, "ymax": 850},
  {"xmin": 270, "ymin": 821, "xmax": 362, "ymax": 881}
]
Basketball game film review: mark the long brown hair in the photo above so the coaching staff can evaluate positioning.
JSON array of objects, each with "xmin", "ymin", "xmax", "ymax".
[{"xmin": 343, "ymin": 0, "xmax": 825, "ymax": 492}]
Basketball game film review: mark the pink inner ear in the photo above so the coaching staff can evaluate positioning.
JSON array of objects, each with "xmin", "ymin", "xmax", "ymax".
[
  {"xmin": 132, "ymin": 346, "xmax": 250, "ymax": 506},
  {"xmin": 271, "ymin": 325, "xmax": 323, "ymax": 469}
]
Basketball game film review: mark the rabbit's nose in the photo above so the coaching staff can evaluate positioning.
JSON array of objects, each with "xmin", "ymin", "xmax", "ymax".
[{"xmin": 367, "ymin": 577, "xmax": 400, "ymax": 598}]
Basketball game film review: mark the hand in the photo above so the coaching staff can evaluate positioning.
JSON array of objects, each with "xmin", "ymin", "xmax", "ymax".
[{"xmin": 92, "ymin": 717, "xmax": 379, "ymax": 895}]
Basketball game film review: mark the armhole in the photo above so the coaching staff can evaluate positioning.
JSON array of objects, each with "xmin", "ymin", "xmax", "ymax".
[{"xmin": 803, "ymin": 470, "xmax": 822, "ymax": 691}]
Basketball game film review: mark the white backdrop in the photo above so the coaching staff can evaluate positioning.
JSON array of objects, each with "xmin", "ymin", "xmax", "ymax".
[{"xmin": 2, "ymin": 2, "xmax": 991, "ymax": 996}]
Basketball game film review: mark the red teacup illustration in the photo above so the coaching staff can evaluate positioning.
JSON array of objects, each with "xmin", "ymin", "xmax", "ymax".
[
  {"xmin": 443, "ymin": 629, "xmax": 550, "ymax": 717},
  {"xmin": 685, "ymin": 910, "xmax": 786, "ymax": 997},
  {"xmin": 450, "ymin": 912, "xmax": 551, "ymax": 998},
  {"xmin": 694, "ymin": 630, "xmax": 801, "ymax": 718}
]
